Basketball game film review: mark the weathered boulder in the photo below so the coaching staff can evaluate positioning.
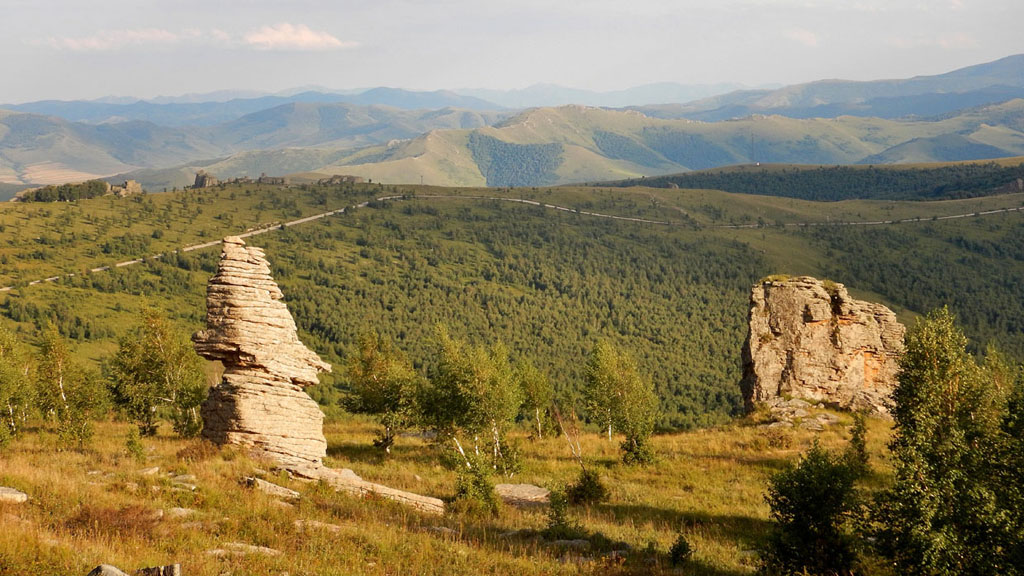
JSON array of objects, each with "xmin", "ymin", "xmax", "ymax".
[
  {"xmin": 0, "ymin": 487, "xmax": 28, "ymax": 503},
  {"xmin": 740, "ymin": 276, "xmax": 904, "ymax": 414},
  {"xmin": 194, "ymin": 236, "xmax": 331, "ymax": 469},
  {"xmin": 495, "ymin": 483, "xmax": 550, "ymax": 506}
]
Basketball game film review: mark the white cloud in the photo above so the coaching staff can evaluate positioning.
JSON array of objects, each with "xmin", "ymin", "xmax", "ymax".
[
  {"xmin": 45, "ymin": 28, "xmax": 181, "ymax": 51},
  {"xmin": 243, "ymin": 23, "xmax": 355, "ymax": 51},
  {"xmin": 783, "ymin": 28, "xmax": 819, "ymax": 47}
]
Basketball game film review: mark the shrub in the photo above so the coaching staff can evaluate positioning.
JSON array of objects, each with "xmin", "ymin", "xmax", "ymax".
[
  {"xmin": 669, "ymin": 533, "xmax": 694, "ymax": 566},
  {"xmin": 760, "ymin": 442, "xmax": 860, "ymax": 575},
  {"xmin": 565, "ymin": 468, "xmax": 608, "ymax": 506},
  {"xmin": 452, "ymin": 452, "xmax": 499, "ymax": 516},
  {"xmin": 543, "ymin": 489, "xmax": 585, "ymax": 540},
  {"xmin": 124, "ymin": 428, "xmax": 146, "ymax": 463}
]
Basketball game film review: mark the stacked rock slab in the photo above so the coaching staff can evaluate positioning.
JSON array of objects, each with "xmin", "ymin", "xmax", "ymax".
[
  {"xmin": 740, "ymin": 276, "xmax": 905, "ymax": 414},
  {"xmin": 194, "ymin": 236, "xmax": 331, "ymax": 469},
  {"xmin": 194, "ymin": 237, "xmax": 445, "ymax": 514}
]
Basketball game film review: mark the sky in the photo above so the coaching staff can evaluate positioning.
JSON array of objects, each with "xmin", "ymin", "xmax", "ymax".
[{"xmin": 2, "ymin": 0, "xmax": 1022, "ymax": 103}]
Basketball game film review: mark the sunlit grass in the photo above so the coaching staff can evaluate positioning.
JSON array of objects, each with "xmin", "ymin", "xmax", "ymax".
[{"xmin": 0, "ymin": 413, "xmax": 891, "ymax": 575}]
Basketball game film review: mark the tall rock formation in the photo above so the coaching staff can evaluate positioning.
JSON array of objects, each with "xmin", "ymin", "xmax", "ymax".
[
  {"xmin": 194, "ymin": 237, "xmax": 446, "ymax": 514},
  {"xmin": 740, "ymin": 276, "xmax": 904, "ymax": 414},
  {"xmin": 194, "ymin": 236, "xmax": 331, "ymax": 469}
]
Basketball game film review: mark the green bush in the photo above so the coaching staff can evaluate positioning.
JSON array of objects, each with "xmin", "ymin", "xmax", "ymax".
[
  {"xmin": 669, "ymin": 533, "xmax": 693, "ymax": 566},
  {"xmin": 760, "ymin": 442, "xmax": 860, "ymax": 575},
  {"xmin": 565, "ymin": 468, "xmax": 608, "ymax": 506},
  {"xmin": 543, "ymin": 489, "xmax": 585, "ymax": 541}
]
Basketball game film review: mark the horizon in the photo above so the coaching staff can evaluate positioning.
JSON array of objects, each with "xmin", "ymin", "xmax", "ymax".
[{"xmin": 3, "ymin": 0, "xmax": 1021, "ymax": 103}]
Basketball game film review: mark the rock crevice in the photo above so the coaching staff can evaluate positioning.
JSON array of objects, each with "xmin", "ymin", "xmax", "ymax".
[{"xmin": 740, "ymin": 276, "xmax": 904, "ymax": 414}]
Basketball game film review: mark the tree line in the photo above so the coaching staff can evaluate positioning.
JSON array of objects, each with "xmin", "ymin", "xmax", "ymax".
[{"xmin": 612, "ymin": 162, "xmax": 1024, "ymax": 201}]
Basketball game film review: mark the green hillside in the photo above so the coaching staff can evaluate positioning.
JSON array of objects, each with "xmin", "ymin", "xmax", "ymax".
[
  {"xmin": 608, "ymin": 159, "xmax": 1024, "ymax": 201},
  {"xmin": 1, "ymin": 182, "xmax": 1022, "ymax": 430},
  {"xmin": 279, "ymin": 101, "xmax": 1024, "ymax": 188}
]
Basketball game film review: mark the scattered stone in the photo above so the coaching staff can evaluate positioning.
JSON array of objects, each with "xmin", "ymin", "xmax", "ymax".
[
  {"xmin": 206, "ymin": 542, "xmax": 282, "ymax": 557},
  {"xmin": 86, "ymin": 566, "xmax": 130, "ymax": 576},
  {"xmin": 761, "ymin": 421, "xmax": 793, "ymax": 429},
  {"xmin": 495, "ymin": 483, "xmax": 550, "ymax": 506},
  {"xmin": 166, "ymin": 507, "xmax": 195, "ymax": 519},
  {"xmin": 0, "ymin": 487, "xmax": 29, "ymax": 504},
  {"xmin": 245, "ymin": 477, "xmax": 300, "ymax": 500},
  {"xmin": 800, "ymin": 421, "xmax": 825, "ymax": 432},
  {"xmin": 171, "ymin": 474, "xmax": 197, "ymax": 483},
  {"xmin": 138, "ymin": 466, "xmax": 160, "ymax": 476},
  {"xmin": 424, "ymin": 526, "xmax": 458, "ymax": 536},
  {"xmin": 134, "ymin": 565, "xmax": 181, "ymax": 576},
  {"xmin": 294, "ymin": 519, "xmax": 343, "ymax": 533},
  {"xmin": 817, "ymin": 413, "xmax": 841, "ymax": 424},
  {"xmin": 741, "ymin": 276, "xmax": 904, "ymax": 415},
  {"xmin": 296, "ymin": 466, "xmax": 445, "ymax": 516},
  {"xmin": 194, "ymin": 237, "xmax": 332, "ymax": 470}
]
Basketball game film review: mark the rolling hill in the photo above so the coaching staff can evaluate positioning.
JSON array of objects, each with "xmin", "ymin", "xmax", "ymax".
[
  {"xmin": 273, "ymin": 101, "xmax": 1024, "ymax": 188},
  {"xmin": 0, "ymin": 104, "xmax": 510, "ymax": 189}
]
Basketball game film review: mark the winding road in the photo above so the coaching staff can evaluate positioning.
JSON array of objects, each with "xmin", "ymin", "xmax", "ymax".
[{"xmin": 2, "ymin": 193, "xmax": 1022, "ymax": 293}]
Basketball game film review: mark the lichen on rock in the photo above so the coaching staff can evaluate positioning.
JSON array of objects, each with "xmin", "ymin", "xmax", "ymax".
[{"xmin": 740, "ymin": 276, "xmax": 904, "ymax": 414}]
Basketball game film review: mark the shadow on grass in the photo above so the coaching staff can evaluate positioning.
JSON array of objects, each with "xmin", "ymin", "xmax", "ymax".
[
  {"xmin": 600, "ymin": 503, "xmax": 771, "ymax": 551},
  {"xmin": 326, "ymin": 441, "xmax": 437, "ymax": 467}
]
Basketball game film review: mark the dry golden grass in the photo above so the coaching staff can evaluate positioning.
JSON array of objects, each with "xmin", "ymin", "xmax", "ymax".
[{"xmin": 0, "ymin": 413, "xmax": 892, "ymax": 576}]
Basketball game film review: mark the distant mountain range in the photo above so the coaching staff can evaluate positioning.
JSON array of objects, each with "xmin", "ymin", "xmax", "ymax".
[
  {"xmin": 3, "ymin": 54, "xmax": 1024, "ymax": 193},
  {"xmin": 110, "ymin": 99, "xmax": 1024, "ymax": 191},
  {"xmin": 634, "ymin": 54, "xmax": 1024, "ymax": 120}
]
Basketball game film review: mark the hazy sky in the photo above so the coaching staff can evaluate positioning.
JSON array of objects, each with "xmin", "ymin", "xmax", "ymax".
[{"xmin": 2, "ymin": 0, "xmax": 1021, "ymax": 103}]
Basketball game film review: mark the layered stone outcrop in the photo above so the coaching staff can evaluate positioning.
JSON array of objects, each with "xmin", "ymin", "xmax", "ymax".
[
  {"xmin": 740, "ymin": 276, "xmax": 905, "ymax": 414},
  {"xmin": 194, "ymin": 237, "xmax": 445, "ymax": 514},
  {"xmin": 194, "ymin": 236, "xmax": 331, "ymax": 469}
]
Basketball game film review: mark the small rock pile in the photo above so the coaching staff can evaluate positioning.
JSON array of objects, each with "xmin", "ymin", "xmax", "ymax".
[{"xmin": 758, "ymin": 397, "xmax": 841, "ymax": 431}]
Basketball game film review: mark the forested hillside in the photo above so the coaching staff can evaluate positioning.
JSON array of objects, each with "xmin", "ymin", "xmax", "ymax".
[
  {"xmin": 610, "ymin": 160, "xmax": 1024, "ymax": 201},
  {"xmin": 1, "ymin": 183, "xmax": 1022, "ymax": 429}
]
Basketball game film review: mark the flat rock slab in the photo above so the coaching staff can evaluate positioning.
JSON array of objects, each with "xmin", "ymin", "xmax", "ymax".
[
  {"xmin": 165, "ymin": 507, "xmax": 196, "ymax": 519},
  {"xmin": 246, "ymin": 477, "xmax": 300, "ymax": 500},
  {"xmin": 206, "ymin": 542, "xmax": 281, "ymax": 557},
  {"xmin": 86, "ymin": 566, "xmax": 130, "ymax": 576},
  {"xmin": 496, "ymin": 483, "xmax": 550, "ymax": 506},
  {"xmin": 0, "ymin": 487, "xmax": 28, "ymax": 504},
  {"xmin": 294, "ymin": 519, "xmax": 343, "ymax": 533}
]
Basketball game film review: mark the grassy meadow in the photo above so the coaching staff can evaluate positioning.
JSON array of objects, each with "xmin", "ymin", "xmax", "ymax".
[{"xmin": 0, "ymin": 411, "xmax": 890, "ymax": 576}]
